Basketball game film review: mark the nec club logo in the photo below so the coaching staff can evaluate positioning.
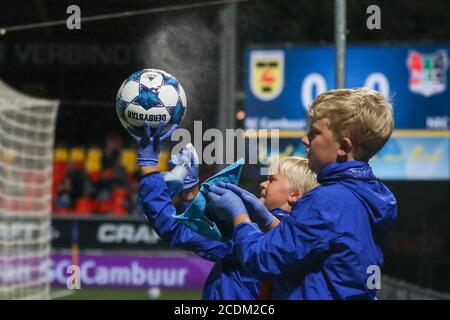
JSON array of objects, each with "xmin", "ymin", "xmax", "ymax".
[{"xmin": 407, "ymin": 49, "xmax": 449, "ymax": 97}]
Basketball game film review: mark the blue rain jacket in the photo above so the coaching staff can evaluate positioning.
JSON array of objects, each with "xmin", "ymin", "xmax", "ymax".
[
  {"xmin": 138, "ymin": 172, "xmax": 290, "ymax": 300},
  {"xmin": 233, "ymin": 161, "xmax": 398, "ymax": 300}
]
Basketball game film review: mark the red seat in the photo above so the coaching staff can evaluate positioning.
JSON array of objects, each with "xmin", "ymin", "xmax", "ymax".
[
  {"xmin": 74, "ymin": 198, "xmax": 93, "ymax": 215},
  {"xmin": 111, "ymin": 189, "xmax": 128, "ymax": 216},
  {"xmin": 97, "ymin": 199, "xmax": 111, "ymax": 214},
  {"xmin": 87, "ymin": 171, "xmax": 101, "ymax": 182},
  {"xmin": 112, "ymin": 188, "xmax": 128, "ymax": 200},
  {"xmin": 111, "ymin": 202, "xmax": 128, "ymax": 216},
  {"xmin": 54, "ymin": 207, "xmax": 71, "ymax": 215},
  {"xmin": 53, "ymin": 161, "xmax": 68, "ymax": 184}
]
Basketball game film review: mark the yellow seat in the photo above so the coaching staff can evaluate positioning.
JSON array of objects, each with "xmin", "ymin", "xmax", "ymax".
[
  {"xmin": 69, "ymin": 147, "xmax": 85, "ymax": 164},
  {"xmin": 54, "ymin": 147, "xmax": 69, "ymax": 162},
  {"xmin": 121, "ymin": 149, "xmax": 138, "ymax": 173},
  {"xmin": 85, "ymin": 148, "xmax": 102, "ymax": 173}
]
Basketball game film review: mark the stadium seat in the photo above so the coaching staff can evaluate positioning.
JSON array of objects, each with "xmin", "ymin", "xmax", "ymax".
[
  {"xmin": 111, "ymin": 188, "xmax": 128, "ymax": 216},
  {"xmin": 120, "ymin": 149, "xmax": 138, "ymax": 175},
  {"xmin": 54, "ymin": 147, "xmax": 69, "ymax": 162},
  {"xmin": 85, "ymin": 148, "xmax": 102, "ymax": 180},
  {"xmin": 111, "ymin": 201, "xmax": 127, "ymax": 216},
  {"xmin": 74, "ymin": 197, "xmax": 93, "ymax": 215},
  {"xmin": 87, "ymin": 171, "xmax": 101, "ymax": 182},
  {"xmin": 69, "ymin": 147, "xmax": 86, "ymax": 169},
  {"xmin": 97, "ymin": 199, "xmax": 111, "ymax": 214},
  {"xmin": 54, "ymin": 207, "xmax": 71, "ymax": 215},
  {"xmin": 112, "ymin": 188, "xmax": 128, "ymax": 200},
  {"xmin": 53, "ymin": 161, "xmax": 68, "ymax": 185}
]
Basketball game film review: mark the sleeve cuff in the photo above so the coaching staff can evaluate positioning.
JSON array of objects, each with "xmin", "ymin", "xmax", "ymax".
[{"xmin": 140, "ymin": 171, "xmax": 161, "ymax": 181}]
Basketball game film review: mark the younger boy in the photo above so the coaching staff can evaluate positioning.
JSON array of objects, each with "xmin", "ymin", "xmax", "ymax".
[{"xmin": 208, "ymin": 87, "xmax": 398, "ymax": 299}]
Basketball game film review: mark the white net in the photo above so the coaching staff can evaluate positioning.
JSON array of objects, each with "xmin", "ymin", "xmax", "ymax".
[{"xmin": 0, "ymin": 80, "xmax": 59, "ymax": 299}]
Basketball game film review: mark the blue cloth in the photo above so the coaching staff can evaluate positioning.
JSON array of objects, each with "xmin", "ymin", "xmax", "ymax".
[
  {"xmin": 233, "ymin": 161, "xmax": 398, "ymax": 300},
  {"xmin": 174, "ymin": 159, "xmax": 244, "ymax": 241},
  {"xmin": 138, "ymin": 172, "xmax": 289, "ymax": 299}
]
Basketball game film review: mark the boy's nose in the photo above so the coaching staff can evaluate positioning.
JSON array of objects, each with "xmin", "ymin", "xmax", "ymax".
[
  {"xmin": 260, "ymin": 180, "xmax": 268, "ymax": 190},
  {"xmin": 301, "ymin": 136, "xmax": 309, "ymax": 146}
]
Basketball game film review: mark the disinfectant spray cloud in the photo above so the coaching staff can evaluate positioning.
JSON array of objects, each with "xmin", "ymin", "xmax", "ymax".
[{"xmin": 138, "ymin": 14, "xmax": 218, "ymax": 131}]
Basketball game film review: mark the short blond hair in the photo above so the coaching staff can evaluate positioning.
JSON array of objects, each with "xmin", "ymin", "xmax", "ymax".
[
  {"xmin": 269, "ymin": 157, "xmax": 318, "ymax": 194},
  {"xmin": 308, "ymin": 87, "xmax": 394, "ymax": 161}
]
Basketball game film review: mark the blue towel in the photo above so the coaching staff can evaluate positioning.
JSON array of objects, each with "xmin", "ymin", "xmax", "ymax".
[{"xmin": 173, "ymin": 159, "xmax": 244, "ymax": 241}]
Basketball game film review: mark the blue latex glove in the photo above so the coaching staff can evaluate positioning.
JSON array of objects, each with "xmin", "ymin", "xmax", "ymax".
[
  {"xmin": 220, "ymin": 182, "xmax": 274, "ymax": 228},
  {"xmin": 207, "ymin": 185, "xmax": 247, "ymax": 219},
  {"xmin": 127, "ymin": 121, "xmax": 177, "ymax": 167},
  {"xmin": 169, "ymin": 143, "xmax": 199, "ymax": 189}
]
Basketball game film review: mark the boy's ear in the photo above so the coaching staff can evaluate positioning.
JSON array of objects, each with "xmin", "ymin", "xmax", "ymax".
[
  {"xmin": 338, "ymin": 137, "xmax": 353, "ymax": 157},
  {"xmin": 288, "ymin": 191, "xmax": 302, "ymax": 205}
]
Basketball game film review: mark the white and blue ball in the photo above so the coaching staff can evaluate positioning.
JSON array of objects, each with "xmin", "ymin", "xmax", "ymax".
[{"xmin": 116, "ymin": 68, "xmax": 187, "ymax": 137}]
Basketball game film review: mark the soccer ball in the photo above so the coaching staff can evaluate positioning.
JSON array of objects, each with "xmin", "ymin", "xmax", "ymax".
[{"xmin": 116, "ymin": 68, "xmax": 187, "ymax": 137}]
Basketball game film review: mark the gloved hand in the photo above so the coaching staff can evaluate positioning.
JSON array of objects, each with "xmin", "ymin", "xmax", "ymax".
[
  {"xmin": 207, "ymin": 185, "xmax": 247, "ymax": 219},
  {"xmin": 127, "ymin": 121, "xmax": 178, "ymax": 167},
  {"xmin": 220, "ymin": 182, "xmax": 274, "ymax": 228},
  {"xmin": 169, "ymin": 143, "xmax": 199, "ymax": 189}
]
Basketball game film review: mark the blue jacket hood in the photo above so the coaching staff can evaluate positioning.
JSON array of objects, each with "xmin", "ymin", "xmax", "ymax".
[{"xmin": 318, "ymin": 161, "xmax": 397, "ymax": 233}]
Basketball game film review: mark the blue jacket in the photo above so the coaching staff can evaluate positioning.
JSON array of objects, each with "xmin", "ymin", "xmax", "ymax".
[
  {"xmin": 138, "ymin": 172, "xmax": 290, "ymax": 300},
  {"xmin": 233, "ymin": 161, "xmax": 397, "ymax": 300}
]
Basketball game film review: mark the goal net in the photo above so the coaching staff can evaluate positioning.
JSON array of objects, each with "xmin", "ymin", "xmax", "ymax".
[{"xmin": 0, "ymin": 80, "xmax": 59, "ymax": 299}]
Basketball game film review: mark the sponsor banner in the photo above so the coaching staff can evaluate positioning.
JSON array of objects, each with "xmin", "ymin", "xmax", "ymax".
[
  {"xmin": 0, "ymin": 40, "xmax": 138, "ymax": 67},
  {"xmin": 0, "ymin": 255, "xmax": 49, "ymax": 286},
  {"xmin": 52, "ymin": 217, "xmax": 171, "ymax": 250},
  {"xmin": 250, "ymin": 133, "xmax": 449, "ymax": 180},
  {"xmin": 244, "ymin": 45, "xmax": 450, "ymax": 130},
  {"xmin": 51, "ymin": 253, "xmax": 213, "ymax": 289},
  {"xmin": 370, "ymin": 134, "xmax": 450, "ymax": 180}
]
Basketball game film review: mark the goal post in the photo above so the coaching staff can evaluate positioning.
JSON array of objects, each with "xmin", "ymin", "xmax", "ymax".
[{"xmin": 0, "ymin": 80, "xmax": 59, "ymax": 299}]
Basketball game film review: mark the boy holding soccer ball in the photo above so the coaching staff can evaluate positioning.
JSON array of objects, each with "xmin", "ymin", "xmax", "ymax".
[
  {"xmin": 207, "ymin": 88, "xmax": 398, "ymax": 300},
  {"xmin": 129, "ymin": 121, "xmax": 318, "ymax": 299}
]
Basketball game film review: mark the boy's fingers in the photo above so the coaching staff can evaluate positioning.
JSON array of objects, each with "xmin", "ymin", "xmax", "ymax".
[
  {"xmin": 152, "ymin": 135, "xmax": 160, "ymax": 150},
  {"xmin": 207, "ymin": 191, "xmax": 221, "ymax": 202},
  {"xmin": 144, "ymin": 121, "xmax": 152, "ymax": 138},
  {"xmin": 209, "ymin": 185, "xmax": 227, "ymax": 195},
  {"xmin": 224, "ymin": 183, "xmax": 246, "ymax": 196},
  {"xmin": 160, "ymin": 124, "xmax": 178, "ymax": 141},
  {"xmin": 241, "ymin": 192, "xmax": 257, "ymax": 204},
  {"xmin": 153, "ymin": 121, "xmax": 165, "ymax": 137}
]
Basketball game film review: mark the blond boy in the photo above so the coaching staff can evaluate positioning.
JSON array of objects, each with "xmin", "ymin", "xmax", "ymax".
[{"xmin": 208, "ymin": 87, "xmax": 398, "ymax": 300}]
